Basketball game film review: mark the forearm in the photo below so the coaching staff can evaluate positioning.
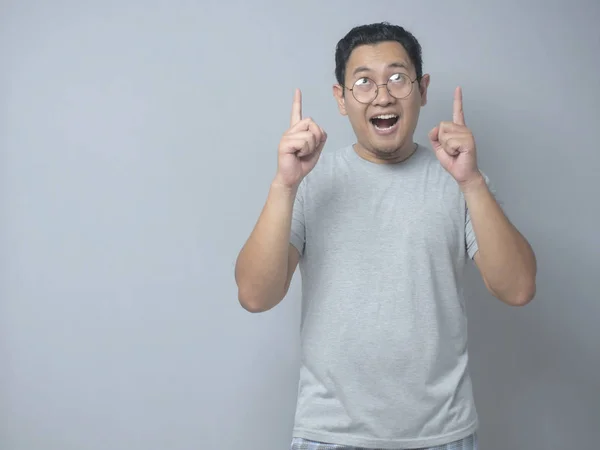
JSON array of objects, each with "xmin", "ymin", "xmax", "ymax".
[
  {"xmin": 235, "ymin": 181, "xmax": 297, "ymax": 311},
  {"xmin": 462, "ymin": 174, "xmax": 537, "ymax": 305}
]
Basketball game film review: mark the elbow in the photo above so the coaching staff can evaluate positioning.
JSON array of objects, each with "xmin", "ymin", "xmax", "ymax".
[
  {"xmin": 238, "ymin": 291, "xmax": 267, "ymax": 313},
  {"xmin": 516, "ymin": 281, "xmax": 537, "ymax": 306},
  {"xmin": 240, "ymin": 302, "xmax": 269, "ymax": 313},
  {"xmin": 511, "ymin": 248, "xmax": 538, "ymax": 307},
  {"xmin": 486, "ymin": 272, "xmax": 536, "ymax": 307},
  {"xmin": 235, "ymin": 268, "xmax": 271, "ymax": 313},
  {"xmin": 237, "ymin": 287, "xmax": 279, "ymax": 313},
  {"xmin": 505, "ymin": 279, "xmax": 537, "ymax": 307}
]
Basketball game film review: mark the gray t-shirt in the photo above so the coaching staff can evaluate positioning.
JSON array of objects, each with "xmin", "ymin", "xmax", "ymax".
[{"xmin": 289, "ymin": 144, "xmax": 489, "ymax": 449}]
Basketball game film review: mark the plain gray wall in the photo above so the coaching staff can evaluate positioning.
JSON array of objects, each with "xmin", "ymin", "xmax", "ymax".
[{"xmin": 1, "ymin": 1, "xmax": 599, "ymax": 449}]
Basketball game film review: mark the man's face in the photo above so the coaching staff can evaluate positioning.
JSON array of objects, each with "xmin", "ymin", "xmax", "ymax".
[{"xmin": 334, "ymin": 41, "xmax": 430, "ymax": 162}]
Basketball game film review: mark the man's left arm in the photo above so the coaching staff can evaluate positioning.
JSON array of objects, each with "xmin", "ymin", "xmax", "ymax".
[
  {"xmin": 429, "ymin": 86, "xmax": 537, "ymax": 306},
  {"xmin": 462, "ymin": 175, "xmax": 537, "ymax": 306}
]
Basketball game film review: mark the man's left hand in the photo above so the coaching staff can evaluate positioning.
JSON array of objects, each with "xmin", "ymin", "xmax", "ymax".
[{"xmin": 428, "ymin": 87, "xmax": 482, "ymax": 188}]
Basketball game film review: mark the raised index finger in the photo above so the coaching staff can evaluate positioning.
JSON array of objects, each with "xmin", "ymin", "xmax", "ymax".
[
  {"xmin": 453, "ymin": 86, "xmax": 465, "ymax": 125},
  {"xmin": 290, "ymin": 88, "xmax": 302, "ymax": 127}
]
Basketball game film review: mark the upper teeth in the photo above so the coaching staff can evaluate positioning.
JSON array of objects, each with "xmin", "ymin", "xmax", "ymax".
[{"xmin": 373, "ymin": 114, "xmax": 397, "ymax": 119}]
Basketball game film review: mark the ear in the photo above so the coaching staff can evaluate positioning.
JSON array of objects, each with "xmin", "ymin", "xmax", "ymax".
[
  {"xmin": 419, "ymin": 74, "xmax": 431, "ymax": 107},
  {"xmin": 332, "ymin": 84, "xmax": 347, "ymax": 116}
]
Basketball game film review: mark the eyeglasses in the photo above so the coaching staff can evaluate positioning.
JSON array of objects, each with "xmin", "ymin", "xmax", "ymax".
[{"xmin": 342, "ymin": 73, "xmax": 419, "ymax": 104}]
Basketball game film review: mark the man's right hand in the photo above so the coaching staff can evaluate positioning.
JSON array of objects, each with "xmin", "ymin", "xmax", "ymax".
[{"xmin": 274, "ymin": 89, "xmax": 327, "ymax": 189}]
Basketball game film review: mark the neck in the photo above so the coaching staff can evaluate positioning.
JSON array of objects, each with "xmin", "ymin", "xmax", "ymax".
[{"xmin": 353, "ymin": 142, "xmax": 418, "ymax": 164}]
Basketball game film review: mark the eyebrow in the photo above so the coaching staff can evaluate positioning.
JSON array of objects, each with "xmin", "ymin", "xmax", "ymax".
[{"xmin": 352, "ymin": 62, "xmax": 410, "ymax": 76}]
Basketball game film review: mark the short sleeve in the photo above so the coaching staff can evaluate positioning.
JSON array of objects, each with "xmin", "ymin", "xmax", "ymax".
[
  {"xmin": 290, "ymin": 180, "xmax": 306, "ymax": 256},
  {"xmin": 465, "ymin": 172, "xmax": 499, "ymax": 259}
]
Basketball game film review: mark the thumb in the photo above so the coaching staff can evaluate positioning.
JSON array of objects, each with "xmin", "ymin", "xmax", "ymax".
[
  {"xmin": 428, "ymin": 126, "xmax": 440, "ymax": 146},
  {"xmin": 316, "ymin": 130, "xmax": 328, "ymax": 152}
]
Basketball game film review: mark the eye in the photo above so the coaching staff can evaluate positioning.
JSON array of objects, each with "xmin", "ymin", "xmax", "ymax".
[
  {"xmin": 389, "ymin": 73, "xmax": 408, "ymax": 84},
  {"xmin": 352, "ymin": 77, "xmax": 374, "ymax": 93}
]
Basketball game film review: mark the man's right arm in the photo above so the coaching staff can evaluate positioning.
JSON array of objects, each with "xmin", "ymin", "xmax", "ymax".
[
  {"xmin": 235, "ymin": 88, "xmax": 325, "ymax": 312},
  {"xmin": 234, "ymin": 181, "xmax": 301, "ymax": 313}
]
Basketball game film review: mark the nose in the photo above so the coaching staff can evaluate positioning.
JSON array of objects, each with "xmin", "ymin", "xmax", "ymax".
[{"xmin": 372, "ymin": 84, "xmax": 394, "ymax": 106}]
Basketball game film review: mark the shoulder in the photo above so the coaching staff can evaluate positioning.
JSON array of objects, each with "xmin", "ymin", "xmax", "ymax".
[
  {"xmin": 294, "ymin": 146, "xmax": 354, "ymax": 210},
  {"xmin": 313, "ymin": 145, "xmax": 353, "ymax": 173},
  {"xmin": 414, "ymin": 145, "xmax": 498, "ymax": 209},
  {"xmin": 412, "ymin": 143, "xmax": 458, "ymax": 186},
  {"xmin": 300, "ymin": 145, "xmax": 352, "ymax": 186}
]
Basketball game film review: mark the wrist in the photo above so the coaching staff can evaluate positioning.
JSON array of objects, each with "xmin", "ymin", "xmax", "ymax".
[
  {"xmin": 459, "ymin": 172, "xmax": 486, "ymax": 194},
  {"xmin": 270, "ymin": 178, "xmax": 299, "ymax": 197}
]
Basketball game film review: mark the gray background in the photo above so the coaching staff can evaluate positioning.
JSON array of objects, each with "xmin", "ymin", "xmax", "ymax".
[{"xmin": 1, "ymin": 1, "xmax": 599, "ymax": 449}]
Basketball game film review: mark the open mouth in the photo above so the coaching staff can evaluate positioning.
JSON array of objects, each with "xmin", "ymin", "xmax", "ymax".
[{"xmin": 370, "ymin": 114, "xmax": 399, "ymax": 131}]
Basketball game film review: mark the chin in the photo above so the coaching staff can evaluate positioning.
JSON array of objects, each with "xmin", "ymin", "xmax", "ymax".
[
  {"xmin": 372, "ymin": 138, "xmax": 406, "ymax": 154},
  {"xmin": 375, "ymin": 142, "xmax": 402, "ymax": 152}
]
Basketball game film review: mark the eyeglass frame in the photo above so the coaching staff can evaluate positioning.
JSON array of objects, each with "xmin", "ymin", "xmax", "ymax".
[{"xmin": 341, "ymin": 73, "xmax": 420, "ymax": 104}]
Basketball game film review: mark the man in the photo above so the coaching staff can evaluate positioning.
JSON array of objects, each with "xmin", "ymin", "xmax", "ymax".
[{"xmin": 235, "ymin": 22, "xmax": 536, "ymax": 450}]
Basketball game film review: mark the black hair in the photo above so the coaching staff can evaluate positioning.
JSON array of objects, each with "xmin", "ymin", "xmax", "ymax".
[{"xmin": 334, "ymin": 22, "xmax": 423, "ymax": 86}]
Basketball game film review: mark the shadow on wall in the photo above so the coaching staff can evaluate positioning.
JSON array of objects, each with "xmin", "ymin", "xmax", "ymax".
[
  {"xmin": 465, "ymin": 227, "xmax": 599, "ymax": 449},
  {"xmin": 451, "ymin": 83, "xmax": 600, "ymax": 448}
]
